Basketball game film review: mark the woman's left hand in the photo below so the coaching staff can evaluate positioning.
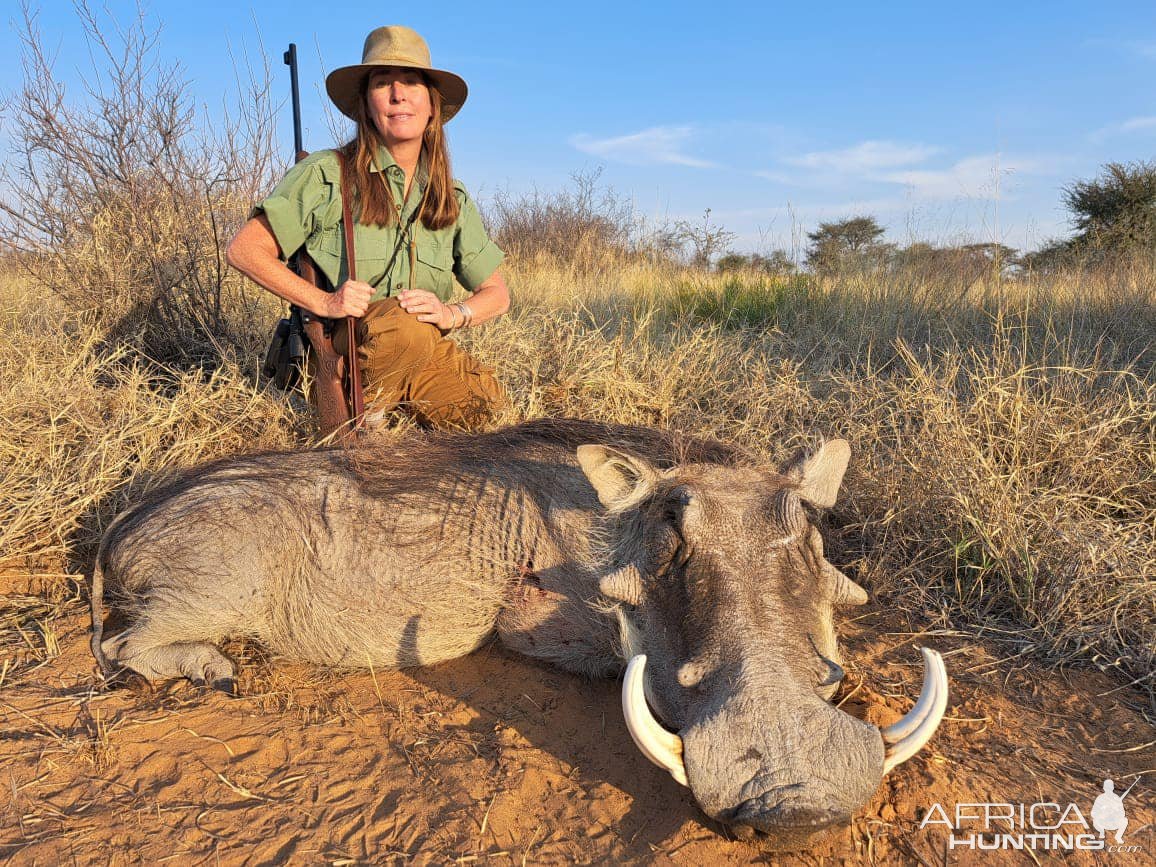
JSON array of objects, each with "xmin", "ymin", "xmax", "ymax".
[{"xmin": 398, "ymin": 288, "xmax": 454, "ymax": 330}]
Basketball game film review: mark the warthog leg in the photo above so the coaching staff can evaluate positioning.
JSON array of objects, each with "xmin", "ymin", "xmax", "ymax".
[{"xmin": 101, "ymin": 629, "xmax": 236, "ymax": 693}]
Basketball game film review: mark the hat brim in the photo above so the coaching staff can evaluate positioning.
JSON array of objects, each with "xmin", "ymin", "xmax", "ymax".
[{"xmin": 325, "ymin": 63, "xmax": 468, "ymax": 123}]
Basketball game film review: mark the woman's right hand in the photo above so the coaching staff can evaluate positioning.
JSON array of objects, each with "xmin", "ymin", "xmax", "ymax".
[{"xmin": 323, "ymin": 280, "xmax": 375, "ymax": 319}]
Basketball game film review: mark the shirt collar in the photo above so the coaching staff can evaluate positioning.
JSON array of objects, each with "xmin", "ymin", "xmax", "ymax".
[
  {"xmin": 371, "ymin": 144, "xmax": 400, "ymax": 175},
  {"xmin": 371, "ymin": 145, "xmax": 428, "ymax": 199}
]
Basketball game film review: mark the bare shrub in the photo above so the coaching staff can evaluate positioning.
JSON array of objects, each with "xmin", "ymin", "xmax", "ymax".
[
  {"xmin": 484, "ymin": 167, "xmax": 689, "ymax": 274},
  {"xmin": 485, "ymin": 167, "xmax": 637, "ymax": 271},
  {"xmin": 670, "ymin": 208, "xmax": 736, "ymax": 269},
  {"xmin": 0, "ymin": 2, "xmax": 282, "ymax": 364}
]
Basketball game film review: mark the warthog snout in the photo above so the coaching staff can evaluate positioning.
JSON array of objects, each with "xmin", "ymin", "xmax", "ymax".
[
  {"xmin": 727, "ymin": 799, "xmax": 850, "ymax": 846},
  {"xmin": 622, "ymin": 650, "xmax": 948, "ymax": 847}
]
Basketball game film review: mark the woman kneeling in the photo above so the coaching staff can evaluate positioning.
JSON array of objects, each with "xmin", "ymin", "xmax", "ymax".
[{"xmin": 228, "ymin": 25, "xmax": 509, "ymax": 434}]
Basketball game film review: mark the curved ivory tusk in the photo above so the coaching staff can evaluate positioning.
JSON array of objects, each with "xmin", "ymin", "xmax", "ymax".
[
  {"xmin": 881, "ymin": 647, "xmax": 949, "ymax": 774},
  {"xmin": 622, "ymin": 655, "xmax": 689, "ymax": 787}
]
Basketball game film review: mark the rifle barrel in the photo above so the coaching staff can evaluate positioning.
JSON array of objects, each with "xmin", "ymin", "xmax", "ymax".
[{"xmin": 283, "ymin": 43, "xmax": 303, "ymax": 160}]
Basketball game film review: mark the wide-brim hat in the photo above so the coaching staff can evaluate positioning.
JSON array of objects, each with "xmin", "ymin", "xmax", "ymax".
[{"xmin": 325, "ymin": 26, "xmax": 468, "ymax": 123}]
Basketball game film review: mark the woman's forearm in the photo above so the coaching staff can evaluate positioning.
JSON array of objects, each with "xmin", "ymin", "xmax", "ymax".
[
  {"xmin": 226, "ymin": 216, "xmax": 372, "ymax": 319},
  {"xmin": 460, "ymin": 269, "xmax": 511, "ymax": 327}
]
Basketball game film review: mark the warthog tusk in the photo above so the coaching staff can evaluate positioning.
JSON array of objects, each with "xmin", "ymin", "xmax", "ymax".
[
  {"xmin": 832, "ymin": 568, "xmax": 869, "ymax": 606},
  {"xmin": 622, "ymin": 655, "xmax": 689, "ymax": 787},
  {"xmin": 881, "ymin": 647, "xmax": 949, "ymax": 774}
]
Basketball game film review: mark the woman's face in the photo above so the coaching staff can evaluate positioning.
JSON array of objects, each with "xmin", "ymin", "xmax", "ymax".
[{"xmin": 366, "ymin": 67, "xmax": 433, "ymax": 149}]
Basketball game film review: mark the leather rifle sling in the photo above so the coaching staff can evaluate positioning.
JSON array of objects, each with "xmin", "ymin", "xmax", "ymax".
[{"xmin": 335, "ymin": 152, "xmax": 366, "ymax": 424}]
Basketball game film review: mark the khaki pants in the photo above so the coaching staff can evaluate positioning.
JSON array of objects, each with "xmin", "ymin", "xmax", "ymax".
[{"xmin": 332, "ymin": 298, "xmax": 504, "ymax": 430}]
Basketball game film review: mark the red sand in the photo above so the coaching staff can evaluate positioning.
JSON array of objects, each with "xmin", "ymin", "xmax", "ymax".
[{"xmin": 2, "ymin": 584, "xmax": 1153, "ymax": 865}]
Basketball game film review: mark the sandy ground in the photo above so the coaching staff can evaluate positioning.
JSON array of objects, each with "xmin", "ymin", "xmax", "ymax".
[{"xmin": 2, "ymin": 573, "xmax": 1153, "ymax": 866}]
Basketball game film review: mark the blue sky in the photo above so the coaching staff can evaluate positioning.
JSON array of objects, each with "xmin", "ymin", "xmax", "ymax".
[{"xmin": 4, "ymin": 0, "xmax": 1155, "ymax": 254}]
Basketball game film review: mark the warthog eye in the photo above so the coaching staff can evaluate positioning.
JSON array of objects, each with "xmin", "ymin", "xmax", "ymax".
[{"xmin": 662, "ymin": 488, "xmax": 692, "ymax": 524}]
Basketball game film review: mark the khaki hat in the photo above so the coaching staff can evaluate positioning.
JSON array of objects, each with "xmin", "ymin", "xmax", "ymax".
[{"xmin": 325, "ymin": 26, "xmax": 468, "ymax": 123}]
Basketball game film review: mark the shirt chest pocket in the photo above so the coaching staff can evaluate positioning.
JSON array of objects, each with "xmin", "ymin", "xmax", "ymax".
[
  {"xmin": 312, "ymin": 225, "xmax": 390, "ymax": 288},
  {"xmin": 414, "ymin": 237, "xmax": 455, "ymax": 300}
]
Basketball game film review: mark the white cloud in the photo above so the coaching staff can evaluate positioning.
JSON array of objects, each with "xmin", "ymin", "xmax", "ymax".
[
  {"xmin": 1090, "ymin": 115, "xmax": 1156, "ymax": 142},
  {"xmin": 570, "ymin": 126, "xmax": 716, "ymax": 168},
  {"xmin": 753, "ymin": 169, "xmax": 842, "ymax": 188},
  {"xmin": 784, "ymin": 140, "xmax": 940, "ymax": 173},
  {"xmin": 764, "ymin": 143, "xmax": 1052, "ymax": 201},
  {"xmin": 1082, "ymin": 37, "xmax": 1156, "ymax": 60},
  {"xmin": 878, "ymin": 154, "xmax": 1041, "ymax": 199},
  {"xmin": 1120, "ymin": 116, "xmax": 1156, "ymax": 132},
  {"xmin": 753, "ymin": 169, "xmax": 806, "ymax": 186},
  {"xmin": 714, "ymin": 198, "xmax": 908, "ymax": 222}
]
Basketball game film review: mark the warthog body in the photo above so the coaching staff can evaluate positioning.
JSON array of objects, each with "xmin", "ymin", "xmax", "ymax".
[{"xmin": 93, "ymin": 418, "xmax": 946, "ymax": 850}]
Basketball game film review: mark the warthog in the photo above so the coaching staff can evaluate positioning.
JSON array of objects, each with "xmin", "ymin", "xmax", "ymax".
[{"xmin": 91, "ymin": 419, "xmax": 947, "ymax": 850}]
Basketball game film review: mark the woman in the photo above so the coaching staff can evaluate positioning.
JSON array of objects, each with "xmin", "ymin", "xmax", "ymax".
[{"xmin": 228, "ymin": 25, "xmax": 509, "ymax": 433}]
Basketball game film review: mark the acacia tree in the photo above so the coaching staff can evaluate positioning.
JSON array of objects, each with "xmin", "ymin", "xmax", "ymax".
[
  {"xmin": 805, "ymin": 216, "xmax": 887, "ymax": 273},
  {"xmin": 1063, "ymin": 160, "xmax": 1156, "ymax": 255},
  {"xmin": 715, "ymin": 249, "xmax": 796, "ymax": 275}
]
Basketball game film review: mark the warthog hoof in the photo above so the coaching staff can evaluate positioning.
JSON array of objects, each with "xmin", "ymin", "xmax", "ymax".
[
  {"xmin": 191, "ymin": 676, "xmax": 239, "ymax": 697},
  {"xmin": 209, "ymin": 677, "xmax": 238, "ymax": 697}
]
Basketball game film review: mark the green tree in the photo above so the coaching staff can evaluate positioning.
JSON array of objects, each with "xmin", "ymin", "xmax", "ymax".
[
  {"xmin": 715, "ymin": 252, "xmax": 750, "ymax": 272},
  {"xmin": 1019, "ymin": 238, "xmax": 1076, "ymax": 273},
  {"xmin": 1063, "ymin": 160, "xmax": 1156, "ymax": 255},
  {"xmin": 805, "ymin": 216, "xmax": 887, "ymax": 273},
  {"xmin": 715, "ymin": 249, "xmax": 796, "ymax": 275}
]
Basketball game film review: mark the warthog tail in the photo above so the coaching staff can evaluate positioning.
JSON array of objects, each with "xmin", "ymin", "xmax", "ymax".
[{"xmin": 90, "ymin": 552, "xmax": 113, "ymax": 678}]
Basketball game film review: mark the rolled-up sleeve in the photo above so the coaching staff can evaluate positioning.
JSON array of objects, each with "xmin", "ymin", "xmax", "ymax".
[
  {"xmin": 249, "ymin": 156, "xmax": 329, "ymax": 260},
  {"xmin": 452, "ymin": 184, "xmax": 505, "ymax": 291}
]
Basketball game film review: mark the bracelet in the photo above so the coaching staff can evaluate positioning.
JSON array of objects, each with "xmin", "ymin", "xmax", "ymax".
[
  {"xmin": 448, "ymin": 304, "xmax": 462, "ymax": 331},
  {"xmin": 458, "ymin": 300, "xmax": 475, "ymax": 328}
]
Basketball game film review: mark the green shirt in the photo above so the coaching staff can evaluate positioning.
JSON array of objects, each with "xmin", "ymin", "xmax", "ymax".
[{"xmin": 253, "ymin": 146, "xmax": 503, "ymax": 303}]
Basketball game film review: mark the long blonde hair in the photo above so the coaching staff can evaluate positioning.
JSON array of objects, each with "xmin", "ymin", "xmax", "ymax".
[{"xmin": 339, "ymin": 73, "xmax": 459, "ymax": 230}]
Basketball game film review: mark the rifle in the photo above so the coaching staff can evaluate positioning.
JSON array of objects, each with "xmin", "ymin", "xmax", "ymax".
[{"xmin": 282, "ymin": 43, "xmax": 364, "ymax": 437}]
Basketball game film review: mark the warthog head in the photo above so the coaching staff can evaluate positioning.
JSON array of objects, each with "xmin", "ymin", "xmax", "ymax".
[{"xmin": 577, "ymin": 440, "xmax": 947, "ymax": 850}]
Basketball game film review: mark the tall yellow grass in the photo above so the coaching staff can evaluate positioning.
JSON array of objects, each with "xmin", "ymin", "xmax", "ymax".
[{"xmin": 2, "ymin": 256, "xmax": 1153, "ymax": 694}]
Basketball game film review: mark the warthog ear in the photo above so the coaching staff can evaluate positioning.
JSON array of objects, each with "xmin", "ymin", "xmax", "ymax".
[
  {"xmin": 577, "ymin": 445, "xmax": 658, "ymax": 512},
  {"xmin": 781, "ymin": 439, "xmax": 851, "ymax": 508}
]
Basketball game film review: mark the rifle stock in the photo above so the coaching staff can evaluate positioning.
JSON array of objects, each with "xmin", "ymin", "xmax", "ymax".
[{"xmin": 283, "ymin": 43, "xmax": 363, "ymax": 440}]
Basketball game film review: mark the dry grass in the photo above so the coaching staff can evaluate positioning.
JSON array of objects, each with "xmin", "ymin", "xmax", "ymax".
[
  {"xmin": 0, "ymin": 245, "xmax": 1153, "ymax": 861},
  {"xmin": 2, "ymin": 250, "xmax": 1152, "ymax": 699}
]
